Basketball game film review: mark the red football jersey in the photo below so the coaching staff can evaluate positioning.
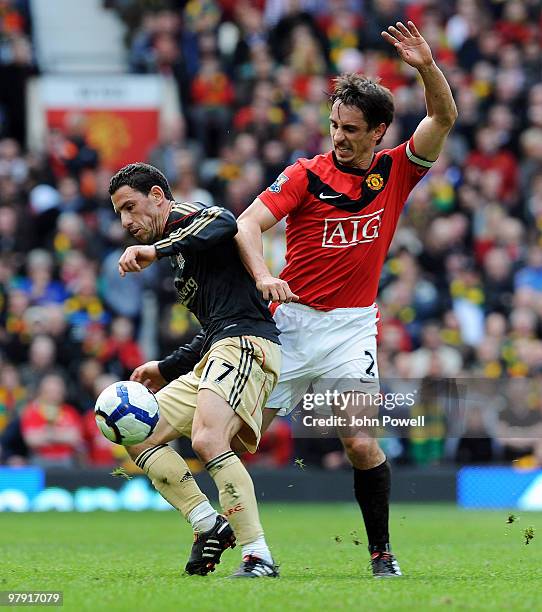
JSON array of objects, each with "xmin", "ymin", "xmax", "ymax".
[{"xmin": 258, "ymin": 139, "xmax": 432, "ymax": 310}]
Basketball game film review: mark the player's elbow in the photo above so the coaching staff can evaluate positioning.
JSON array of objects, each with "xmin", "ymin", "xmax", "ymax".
[
  {"xmin": 447, "ymin": 106, "xmax": 458, "ymax": 127},
  {"xmin": 451, "ymin": 101, "xmax": 459, "ymax": 123},
  {"xmin": 236, "ymin": 214, "xmax": 261, "ymax": 237},
  {"xmin": 237, "ymin": 206, "xmax": 255, "ymax": 226},
  {"xmin": 437, "ymin": 104, "xmax": 458, "ymax": 130}
]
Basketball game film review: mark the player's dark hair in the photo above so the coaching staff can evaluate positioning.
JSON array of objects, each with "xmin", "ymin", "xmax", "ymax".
[
  {"xmin": 109, "ymin": 162, "xmax": 173, "ymax": 200},
  {"xmin": 330, "ymin": 74, "xmax": 395, "ymax": 144}
]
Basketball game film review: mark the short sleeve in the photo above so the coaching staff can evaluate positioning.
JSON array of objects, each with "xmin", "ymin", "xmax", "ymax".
[
  {"xmin": 258, "ymin": 161, "xmax": 308, "ymax": 220},
  {"xmin": 380, "ymin": 139, "xmax": 435, "ymax": 216},
  {"xmin": 400, "ymin": 137, "xmax": 434, "ymax": 191}
]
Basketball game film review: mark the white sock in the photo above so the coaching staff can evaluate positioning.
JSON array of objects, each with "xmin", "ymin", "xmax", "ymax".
[
  {"xmin": 187, "ymin": 500, "xmax": 217, "ymax": 533},
  {"xmin": 242, "ymin": 535, "xmax": 272, "ymax": 564}
]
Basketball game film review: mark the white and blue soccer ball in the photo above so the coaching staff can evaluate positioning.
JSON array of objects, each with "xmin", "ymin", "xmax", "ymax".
[{"xmin": 94, "ymin": 381, "xmax": 159, "ymax": 446}]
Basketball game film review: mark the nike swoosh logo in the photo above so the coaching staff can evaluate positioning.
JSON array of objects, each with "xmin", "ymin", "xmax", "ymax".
[{"xmin": 319, "ymin": 192, "xmax": 343, "ymax": 199}]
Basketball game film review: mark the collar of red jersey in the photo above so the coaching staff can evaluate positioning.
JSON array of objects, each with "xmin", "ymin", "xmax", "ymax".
[{"xmin": 331, "ymin": 151, "xmax": 376, "ymax": 176}]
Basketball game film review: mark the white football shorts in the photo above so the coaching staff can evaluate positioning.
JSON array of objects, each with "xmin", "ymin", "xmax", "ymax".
[{"xmin": 268, "ymin": 302, "xmax": 380, "ymax": 415}]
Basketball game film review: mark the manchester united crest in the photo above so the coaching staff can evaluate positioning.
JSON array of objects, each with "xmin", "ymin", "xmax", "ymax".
[
  {"xmin": 365, "ymin": 173, "xmax": 384, "ymax": 191},
  {"xmin": 366, "ymin": 173, "xmax": 384, "ymax": 191}
]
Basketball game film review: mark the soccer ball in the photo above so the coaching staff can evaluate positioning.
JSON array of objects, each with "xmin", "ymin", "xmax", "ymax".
[{"xmin": 95, "ymin": 381, "xmax": 160, "ymax": 446}]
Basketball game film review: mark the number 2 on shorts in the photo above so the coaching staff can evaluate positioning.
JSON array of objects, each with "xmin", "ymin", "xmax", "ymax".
[{"xmin": 364, "ymin": 350, "xmax": 376, "ymax": 377}]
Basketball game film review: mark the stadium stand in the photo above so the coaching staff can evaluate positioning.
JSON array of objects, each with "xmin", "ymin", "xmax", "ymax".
[{"xmin": 1, "ymin": 0, "xmax": 542, "ymax": 470}]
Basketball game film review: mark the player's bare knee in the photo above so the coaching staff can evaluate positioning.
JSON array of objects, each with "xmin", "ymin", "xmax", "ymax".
[
  {"xmin": 343, "ymin": 437, "xmax": 377, "ymax": 461},
  {"xmin": 191, "ymin": 427, "xmax": 227, "ymax": 463}
]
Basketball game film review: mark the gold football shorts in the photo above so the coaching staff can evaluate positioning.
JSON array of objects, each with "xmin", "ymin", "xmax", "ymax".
[{"xmin": 157, "ymin": 336, "xmax": 280, "ymax": 452}]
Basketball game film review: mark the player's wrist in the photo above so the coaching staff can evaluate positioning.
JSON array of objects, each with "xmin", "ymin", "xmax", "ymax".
[
  {"xmin": 416, "ymin": 59, "xmax": 437, "ymax": 74},
  {"xmin": 254, "ymin": 271, "xmax": 273, "ymax": 283}
]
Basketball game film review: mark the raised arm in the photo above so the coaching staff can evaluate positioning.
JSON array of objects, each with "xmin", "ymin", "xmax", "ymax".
[
  {"xmin": 382, "ymin": 21, "xmax": 457, "ymax": 162},
  {"xmin": 236, "ymin": 198, "xmax": 298, "ymax": 303}
]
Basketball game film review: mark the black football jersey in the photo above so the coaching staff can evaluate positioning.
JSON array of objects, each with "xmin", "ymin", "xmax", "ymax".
[{"xmin": 155, "ymin": 202, "xmax": 280, "ymax": 381}]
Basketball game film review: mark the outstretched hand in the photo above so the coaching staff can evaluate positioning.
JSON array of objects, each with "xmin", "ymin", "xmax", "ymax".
[{"xmin": 381, "ymin": 21, "xmax": 433, "ymax": 69}]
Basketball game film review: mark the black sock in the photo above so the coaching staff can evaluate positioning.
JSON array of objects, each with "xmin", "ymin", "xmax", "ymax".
[{"xmin": 353, "ymin": 460, "xmax": 391, "ymax": 551}]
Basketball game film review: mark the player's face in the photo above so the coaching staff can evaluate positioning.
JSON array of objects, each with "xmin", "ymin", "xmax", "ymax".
[
  {"xmin": 329, "ymin": 101, "xmax": 385, "ymax": 168},
  {"xmin": 111, "ymin": 185, "xmax": 164, "ymax": 244}
]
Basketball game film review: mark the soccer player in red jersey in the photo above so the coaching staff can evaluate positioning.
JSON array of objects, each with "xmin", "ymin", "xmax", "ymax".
[{"xmin": 235, "ymin": 22, "xmax": 457, "ymax": 577}]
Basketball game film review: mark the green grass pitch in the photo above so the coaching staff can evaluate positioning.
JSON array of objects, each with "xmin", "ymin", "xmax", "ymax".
[{"xmin": 1, "ymin": 503, "xmax": 540, "ymax": 611}]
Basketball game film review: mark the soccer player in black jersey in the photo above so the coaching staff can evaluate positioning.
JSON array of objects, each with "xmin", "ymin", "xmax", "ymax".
[{"xmin": 109, "ymin": 162, "xmax": 281, "ymax": 578}]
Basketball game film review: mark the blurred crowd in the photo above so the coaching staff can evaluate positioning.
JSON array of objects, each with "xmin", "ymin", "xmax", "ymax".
[{"xmin": 1, "ymin": 0, "xmax": 542, "ymax": 469}]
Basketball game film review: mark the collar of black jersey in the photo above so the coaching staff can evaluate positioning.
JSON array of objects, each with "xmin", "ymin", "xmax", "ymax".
[
  {"xmin": 163, "ymin": 202, "xmax": 191, "ymax": 238},
  {"xmin": 331, "ymin": 151, "xmax": 376, "ymax": 176}
]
